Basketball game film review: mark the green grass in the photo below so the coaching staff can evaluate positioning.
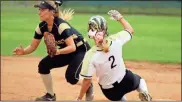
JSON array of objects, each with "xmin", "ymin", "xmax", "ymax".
[{"xmin": 1, "ymin": 10, "xmax": 181, "ymax": 63}]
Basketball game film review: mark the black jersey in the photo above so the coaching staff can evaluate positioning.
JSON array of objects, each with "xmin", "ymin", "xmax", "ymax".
[{"xmin": 34, "ymin": 17, "xmax": 84, "ymax": 48}]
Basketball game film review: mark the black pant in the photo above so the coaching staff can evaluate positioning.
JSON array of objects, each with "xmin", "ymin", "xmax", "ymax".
[
  {"xmin": 100, "ymin": 69, "xmax": 141, "ymax": 101},
  {"xmin": 38, "ymin": 42, "xmax": 90, "ymax": 85}
]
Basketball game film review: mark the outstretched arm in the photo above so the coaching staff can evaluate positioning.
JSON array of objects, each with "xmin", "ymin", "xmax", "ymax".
[
  {"xmin": 108, "ymin": 10, "xmax": 134, "ymax": 34},
  {"xmin": 13, "ymin": 38, "xmax": 41, "ymax": 55},
  {"xmin": 108, "ymin": 10, "xmax": 134, "ymax": 46},
  {"xmin": 118, "ymin": 17, "xmax": 134, "ymax": 34},
  {"xmin": 77, "ymin": 78, "xmax": 92, "ymax": 101}
]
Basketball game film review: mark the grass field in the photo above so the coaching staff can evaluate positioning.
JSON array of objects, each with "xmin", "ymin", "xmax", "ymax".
[{"xmin": 1, "ymin": 9, "xmax": 181, "ymax": 63}]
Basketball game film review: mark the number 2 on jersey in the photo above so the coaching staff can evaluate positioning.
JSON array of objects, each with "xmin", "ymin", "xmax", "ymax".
[{"xmin": 108, "ymin": 55, "xmax": 117, "ymax": 69}]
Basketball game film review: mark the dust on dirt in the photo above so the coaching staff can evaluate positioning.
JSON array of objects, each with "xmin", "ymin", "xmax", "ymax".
[{"xmin": 1, "ymin": 56, "xmax": 181, "ymax": 101}]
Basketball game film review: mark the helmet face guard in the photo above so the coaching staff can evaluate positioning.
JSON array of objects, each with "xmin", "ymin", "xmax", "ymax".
[
  {"xmin": 88, "ymin": 15, "xmax": 108, "ymax": 39},
  {"xmin": 88, "ymin": 29, "xmax": 107, "ymax": 39}
]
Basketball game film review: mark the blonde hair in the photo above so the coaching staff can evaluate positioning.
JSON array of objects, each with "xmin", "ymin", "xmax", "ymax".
[
  {"xmin": 102, "ymin": 40, "xmax": 109, "ymax": 53},
  {"xmin": 46, "ymin": 0, "xmax": 74, "ymax": 21}
]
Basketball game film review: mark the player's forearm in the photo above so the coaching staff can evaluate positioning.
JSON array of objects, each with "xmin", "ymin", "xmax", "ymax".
[
  {"xmin": 23, "ymin": 45, "xmax": 36, "ymax": 55},
  {"xmin": 23, "ymin": 39, "xmax": 40, "ymax": 55},
  {"xmin": 56, "ymin": 45, "xmax": 76, "ymax": 55},
  {"xmin": 118, "ymin": 18, "xmax": 134, "ymax": 34},
  {"xmin": 78, "ymin": 78, "xmax": 92, "ymax": 100}
]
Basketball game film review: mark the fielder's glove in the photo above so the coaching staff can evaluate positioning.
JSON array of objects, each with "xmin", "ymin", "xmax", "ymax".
[
  {"xmin": 108, "ymin": 10, "xmax": 123, "ymax": 21},
  {"xmin": 44, "ymin": 32, "xmax": 57, "ymax": 57}
]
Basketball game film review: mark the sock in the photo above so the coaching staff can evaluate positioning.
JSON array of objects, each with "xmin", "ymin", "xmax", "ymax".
[
  {"xmin": 121, "ymin": 95, "xmax": 127, "ymax": 101},
  {"xmin": 137, "ymin": 78, "xmax": 149, "ymax": 93},
  {"xmin": 41, "ymin": 74, "xmax": 54, "ymax": 96}
]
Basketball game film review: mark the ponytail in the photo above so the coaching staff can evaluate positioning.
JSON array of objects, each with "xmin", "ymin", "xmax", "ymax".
[
  {"xmin": 46, "ymin": 0, "xmax": 74, "ymax": 21},
  {"xmin": 58, "ymin": 8, "xmax": 74, "ymax": 21},
  {"xmin": 54, "ymin": 3, "xmax": 74, "ymax": 21},
  {"xmin": 102, "ymin": 40, "xmax": 109, "ymax": 53}
]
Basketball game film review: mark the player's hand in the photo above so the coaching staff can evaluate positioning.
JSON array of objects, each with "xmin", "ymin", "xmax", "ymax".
[
  {"xmin": 55, "ymin": 49, "xmax": 60, "ymax": 55},
  {"xmin": 76, "ymin": 96, "xmax": 82, "ymax": 101},
  {"xmin": 108, "ymin": 10, "xmax": 123, "ymax": 21},
  {"xmin": 13, "ymin": 45, "xmax": 24, "ymax": 55}
]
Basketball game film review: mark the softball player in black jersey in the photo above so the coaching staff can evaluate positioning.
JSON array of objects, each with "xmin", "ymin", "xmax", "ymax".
[{"xmin": 13, "ymin": 0, "xmax": 93, "ymax": 101}]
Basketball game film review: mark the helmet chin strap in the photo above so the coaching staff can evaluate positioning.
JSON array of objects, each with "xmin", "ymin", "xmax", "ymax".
[
  {"xmin": 88, "ymin": 30, "xmax": 97, "ymax": 39},
  {"xmin": 95, "ymin": 39, "xmax": 108, "ymax": 52},
  {"xmin": 95, "ymin": 40, "xmax": 103, "ymax": 47},
  {"xmin": 88, "ymin": 29, "xmax": 107, "ymax": 49}
]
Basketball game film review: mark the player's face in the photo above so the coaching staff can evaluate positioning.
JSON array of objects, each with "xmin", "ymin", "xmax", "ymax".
[
  {"xmin": 94, "ymin": 31, "xmax": 105, "ymax": 46},
  {"xmin": 38, "ymin": 8, "xmax": 52, "ymax": 21}
]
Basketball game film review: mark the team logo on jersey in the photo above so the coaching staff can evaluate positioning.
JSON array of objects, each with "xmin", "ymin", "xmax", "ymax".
[{"xmin": 56, "ymin": 39, "xmax": 65, "ymax": 45}]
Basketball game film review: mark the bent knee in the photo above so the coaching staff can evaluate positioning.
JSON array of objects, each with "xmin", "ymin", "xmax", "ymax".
[
  {"xmin": 38, "ymin": 62, "xmax": 50, "ymax": 74},
  {"xmin": 65, "ymin": 75, "xmax": 79, "ymax": 85}
]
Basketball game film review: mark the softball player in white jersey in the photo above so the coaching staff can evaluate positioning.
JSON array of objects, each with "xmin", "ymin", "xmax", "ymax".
[{"xmin": 77, "ymin": 10, "xmax": 152, "ymax": 101}]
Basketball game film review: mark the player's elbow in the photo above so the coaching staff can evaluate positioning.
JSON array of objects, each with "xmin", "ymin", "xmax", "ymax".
[
  {"xmin": 129, "ymin": 28, "xmax": 134, "ymax": 34},
  {"xmin": 126, "ymin": 28, "xmax": 134, "ymax": 34},
  {"xmin": 71, "ymin": 45, "xmax": 76, "ymax": 52}
]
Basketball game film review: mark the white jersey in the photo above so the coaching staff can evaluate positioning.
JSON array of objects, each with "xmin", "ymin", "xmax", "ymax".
[{"xmin": 80, "ymin": 30, "xmax": 132, "ymax": 86}]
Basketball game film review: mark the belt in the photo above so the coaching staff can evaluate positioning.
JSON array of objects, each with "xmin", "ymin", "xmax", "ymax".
[{"xmin": 76, "ymin": 38, "xmax": 87, "ymax": 47}]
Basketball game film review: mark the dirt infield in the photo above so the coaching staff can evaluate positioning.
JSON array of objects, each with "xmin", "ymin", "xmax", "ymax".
[{"xmin": 1, "ymin": 56, "xmax": 181, "ymax": 101}]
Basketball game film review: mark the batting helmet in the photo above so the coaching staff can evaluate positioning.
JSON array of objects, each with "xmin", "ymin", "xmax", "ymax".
[{"xmin": 88, "ymin": 15, "xmax": 108, "ymax": 38}]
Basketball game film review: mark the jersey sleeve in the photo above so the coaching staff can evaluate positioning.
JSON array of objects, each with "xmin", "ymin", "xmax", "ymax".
[
  {"xmin": 58, "ymin": 23, "xmax": 73, "ymax": 40},
  {"xmin": 34, "ymin": 24, "xmax": 44, "ymax": 39},
  {"xmin": 108, "ymin": 30, "xmax": 132, "ymax": 46},
  {"xmin": 80, "ymin": 49, "xmax": 96, "ymax": 79}
]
